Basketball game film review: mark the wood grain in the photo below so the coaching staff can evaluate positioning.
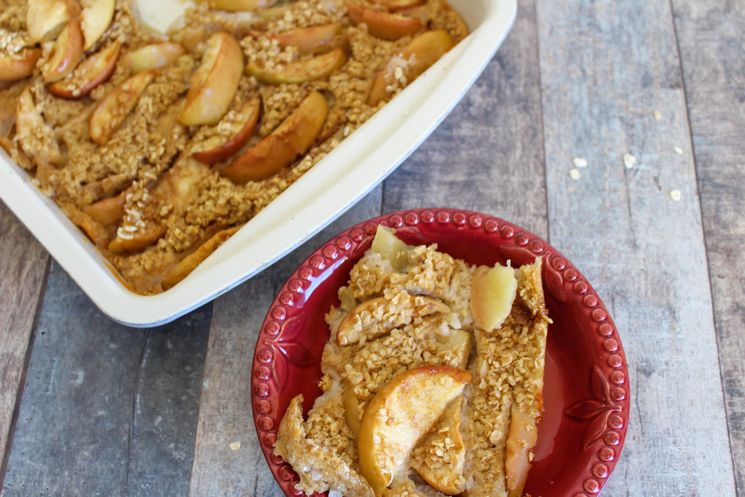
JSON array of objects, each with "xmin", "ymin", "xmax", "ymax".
[
  {"xmin": 188, "ymin": 193, "xmax": 382, "ymax": 497},
  {"xmin": 670, "ymin": 0, "xmax": 745, "ymax": 492},
  {"xmin": 535, "ymin": 0, "xmax": 737, "ymax": 494},
  {"xmin": 0, "ymin": 203, "xmax": 48, "ymax": 482},
  {"xmin": 1, "ymin": 262, "xmax": 211, "ymax": 497},
  {"xmin": 382, "ymin": 0, "xmax": 548, "ymax": 236}
]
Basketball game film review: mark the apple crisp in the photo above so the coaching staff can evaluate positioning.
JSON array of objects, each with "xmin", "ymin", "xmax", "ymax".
[
  {"xmin": 275, "ymin": 226, "xmax": 551, "ymax": 497},
  {"xmin": 0, "ymin": 0, "xmax": 468, "ymax": 294}
]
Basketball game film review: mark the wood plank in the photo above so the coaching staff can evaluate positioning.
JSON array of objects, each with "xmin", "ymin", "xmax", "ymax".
[
  {"xmin": 670, "ymin": 1, "xmax": 745, "ymax": 492},
  {"xmin": 382, "ymin": 0, "xmax": 548, "ymax": 236},
  {"xmin": 1, "ymin": 262, "xmax": 211, "ymax": 497},
  {"xmin": 535, "ymin": 0, "xmax": 737, "ymax": 495},
  {"xmin": 189, "ymin": 193, "xmax": 381, "ymax": 497},
  {"xmin": 189, "ymin": 0, "xmax": 548, "ymax": 493},
  {"xmin": 0, "ymin": 202, "xmax": 48, "ymax": 480}
]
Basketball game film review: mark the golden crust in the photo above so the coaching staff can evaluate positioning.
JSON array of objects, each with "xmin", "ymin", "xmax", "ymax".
[{"xmin": 0, "ymin": 0, "xmax": 467, "ymax": 294}]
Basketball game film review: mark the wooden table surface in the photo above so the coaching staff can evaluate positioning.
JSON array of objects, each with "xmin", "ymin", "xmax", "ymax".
[{"xmin": 1, "ymin": 0, "xmax": 743, "ymax": 495}]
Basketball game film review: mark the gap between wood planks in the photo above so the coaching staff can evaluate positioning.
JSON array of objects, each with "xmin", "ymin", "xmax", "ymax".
[
  {"xmin": 669, "ymin": 0, "xmax": 745, "ymax": 494},
  {"xmin": 0, "ymin": 202, "xmax": 49, "ymax": 491},
  {"xmin": 535, "ymin": 0, "xmax": 736, "ymax": 495}
]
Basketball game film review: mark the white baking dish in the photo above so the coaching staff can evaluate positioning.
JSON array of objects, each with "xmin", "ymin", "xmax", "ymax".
[{"xmin": 0, "ymin": 0, "xmax": 516, "ymax": 327}]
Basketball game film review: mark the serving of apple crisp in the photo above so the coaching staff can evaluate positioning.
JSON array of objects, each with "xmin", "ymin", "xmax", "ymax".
[
  {"xmin": 274, "ymin": 226, "xmax": 551, "ymax": 497},
  {"xmin": 0, "ymin": 0, "xmax": 468, "ymax": 294}
]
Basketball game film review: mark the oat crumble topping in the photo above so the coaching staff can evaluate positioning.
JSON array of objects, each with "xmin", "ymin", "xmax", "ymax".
[{"xmin": 0, "ymin": 0, "xmax": 469, "ymax": 293}]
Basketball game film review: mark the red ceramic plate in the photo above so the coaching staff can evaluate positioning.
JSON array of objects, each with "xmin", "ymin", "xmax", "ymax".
[{"xmin": 251, "ymin": 209, "xmax": 629, "ymax": 497}]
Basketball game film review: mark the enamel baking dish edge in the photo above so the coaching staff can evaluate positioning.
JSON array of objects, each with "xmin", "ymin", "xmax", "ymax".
[{"xmin": 0, "ymin": 0, "xmax": 517, "ymax": 327}]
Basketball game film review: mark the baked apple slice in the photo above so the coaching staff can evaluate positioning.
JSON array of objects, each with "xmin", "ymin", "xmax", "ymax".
[
  {"xmin": 80, "ymin": 0, "xmax": 115, "ymax": 49},
  {"xmin": 357, "ymin": 365, "xmax": 471, "ymax": 497},
  {"xmin": 371, "ymin": 0, "xmax": 425, "ymax": 11},
  {"xmin": 505, "ymin": 405, "xmax": 539, "ymax": 497},
  {"xmin": 108, "ymin": 223, "xmax": 166, "ymax": 253},
  {"xmin": 207, "ymin": 0, "xmax": 276, "ymax": 12},
  {"xmin": 26, "ymin": 0, "xmax": 73, "ymax": 43},
  {"xmin": 256, "ymin": 4, "xmax": 288, "ymax": 20},
  {"xmin": 89, "ymin": 70, "xmax": 155, "ymax": 145},
  {"xmin": 470, "ymin": 263, "xmax": 517, "ymax": 332},
  {"xmin": 269, "ymin": 22, "xmax": 344, "ymax": 54},
  {"xmin": 343, "ymin": 378, "xmax": 363, "ymax": 438},
  {"xmin": 371, "ymin": 225, "xmax": 412, "ymax": 271},
  {"xmin": 337, "ymin": 295, "xmax": 449, "ymax": 346},
  {"xmin": 162, "ymin": 225, "xmax": 240, "ymax": 289},
  {"xmin": 124, "ymin": 42, "xmax": 185, "ymax": 73},
  {"xmin": 83, "ymin": 189, "xmax": 127, "ymax": 225},
  {"xmin": 48, "ymin": 41, "xmax": 120, "ymax": 98},
  {"xmin": 192, "ymin": 96, "xmax": 261, "ymax": 164},
  {"xmin": 15, "ymin": 88, "xmax": 64, "ymax": 167},
  {"xmin": 41, "ymin": 18, "xmax": 85, "ymax": 82},
  {"xmin": 179, "ymin": 32, "xmax": 243, "ymax": 126},
  {"xmin": 411, "ymin": 396, "xmax": 467, "ymax": 495},
  {"xmin": 368, "ymin": 29, "xmax": 453, "ymax": 105},
  {"xmin": 247, "ymin": 47, "xmax": 347, "ymax": 84},
  {"xmin": 219, "ymin": 90, "xmax": 328, "ymax": 183},
  {"xmin": 0, "ymin": 48, "xmax": 41, "ymax": 82},
  {"xmin": 346, "ymin": 2, "xmax": 421, "ymax": 41}
]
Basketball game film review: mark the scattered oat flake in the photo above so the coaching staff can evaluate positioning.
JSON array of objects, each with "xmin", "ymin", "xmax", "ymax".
[
  {"xmin": 569, "ymin": 168, "xmax": 581, "ymax": 180},
  {"xmin": 653, "ymin": 111, "xmax": 663, "ymax": 121},
  {"xmin": 669, "ymin": 189, "xmax": 682, "ymax": 201},
  {"xmin": 572, "ymin": 157, "xmax": 588, "ymax": 168},
  {"xmin": 674, "ymin": 146, "xmax": 684, "ymax": 155},
  {"xmin": 622, "ymin": 153, "xmax": 636, "ymax": 169},
  {"xmin": 229, "ymin": 441, "xmax": 241, "ymax": 451}
]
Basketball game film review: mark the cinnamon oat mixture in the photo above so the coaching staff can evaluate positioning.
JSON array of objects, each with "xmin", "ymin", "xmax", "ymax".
[
  {"xmin": 0, "ymin": 0, "xmax": 468, "ymax": 293},
  {"xmin": 275, "ymin": 227, "xmax": 551, "ymax": 497}
]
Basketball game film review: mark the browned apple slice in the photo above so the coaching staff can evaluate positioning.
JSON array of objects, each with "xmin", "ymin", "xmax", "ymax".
[
  {"xmin": 411, "ymin": 396, "xmax": 467, "ymax": 495},
  {"xmin": 80, "ymin": 0, "xmax": 115, "ymax": 49},
  {"xmin": 0, "ymin": 48, "xmax": 41, "ymax": 81},
  {"xmin": 247, "ymin": 47, "xmax": 347, "ymax": 84},
  {"xmin": 470, "ymin": 263, "xmax": 517, "ymax": 332},
  {"xmin": 337, "ymin": 295, "xmax": 449, "ymax": 346},
  {"xmin": 343, "ymin": 378, "xmax": 363, "ymax": 437},
  {"xmin": 42, "ymin": 18, "xmax": 85, "ymax": 82},
  {"xmin": 192, "ymin": 96, "xmax": 261, "ymax": 164},
  {"xmin": 370, "ymin": 225, "xmax": 412, "ymax": 271},
  {"xmin": 15, "ymin": 88, "xmax": 64, "ymax": 167},
  {"xmin": 371, "ymin": 0, "xmax": 425, "ymax": 11},
  {"xmin": 346, "ymin": 2, "xmax": 421, "ymax": 41},
  {"xmin": 162, "ymin": 225, "xmax": 240, "ymax": 290},
  {"xmin": 358, "ymin": 365, "xmax": 472, "ymax": 497},
  {"xmin": 89, "ymin": 70, "xmax": 155, "ymax": 145},
  {"xmin": 219, "ymin": 90, "xmax": 327, "ymax": 183},
  {"xmin": 368, "ymin": 29, "xmax": 453, "ymax": 105},
  {"xmin": 27, "ymin": 0, "xmax": 73, "ymax": 43},
  {"xmin": 268, "ymin": 22, "xmax": 344, "ymax": 54},
  {"xmin": 124, "ymin": 43, "xmax": 185, "ymax": 73},
  {"xmin": 505, "ymin": 405, "xmax": 539, "ymax": 497},
  {"xmin": 83, "ymin": 189, "xmax": 127, "ymax": 225},
  {"xmin": 207, "ymin": 0, "xmax": 276, "ymax": 12},
  {"xmin": 179, "ymin": 32, "xmax": 243, "ymax": 126},
  {"xmin": 256, "ymin": 4, "xmax": 288, "ymax": 20},
  {"xmin": 108, "ymin": 223, "xmax": 166, "ymax": 253},
  {"xmin": 48, "ymin": 41, "xmax": 120, "ymax": 98}
]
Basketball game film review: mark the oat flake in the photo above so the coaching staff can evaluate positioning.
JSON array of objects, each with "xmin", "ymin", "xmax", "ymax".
[
  {"xmin": 572, "ymin": 157, "xmax": 588, "ymax": 168},
  {"xmin": 622, "ymin": 153, "xmax": 636, "ymax": 169}
]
